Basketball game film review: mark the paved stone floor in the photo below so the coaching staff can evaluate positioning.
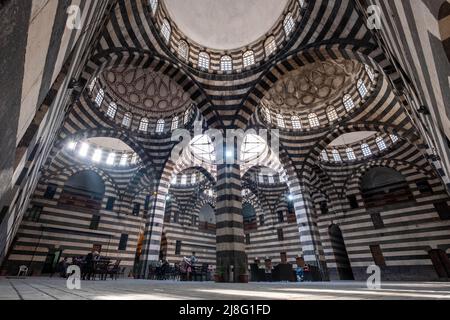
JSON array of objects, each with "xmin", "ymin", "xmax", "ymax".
[{"xmin": 1, "ymin": 277, "xmax": 450, "ymax": 300}]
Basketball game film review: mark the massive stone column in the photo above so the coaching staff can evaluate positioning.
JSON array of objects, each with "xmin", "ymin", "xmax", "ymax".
[
  {"xmin": 137, "ymin": 183, "xmax": 169, "ymax": 279},
  {"xmin": 291, "ymin": 183, "xmax": 328, "ymax": 280},
  {"xmin": 215, "ymin": 143, "xmax": 247, "ymax": 282}
]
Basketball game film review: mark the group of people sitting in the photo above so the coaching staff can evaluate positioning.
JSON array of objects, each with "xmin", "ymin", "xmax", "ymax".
[
  {"xmin": 51, "ymin": 251, "xmax": 123, "ymax": 281},
  {"xmin": 150, "ymin": 252, "xmax": 213, "ymax": 281},
  {"xmin": 251, "ymin": 256, "xmax": 315, "ymax": 282}
]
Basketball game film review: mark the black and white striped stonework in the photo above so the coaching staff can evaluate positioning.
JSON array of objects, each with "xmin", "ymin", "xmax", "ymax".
[
  {"xmin": 215, "ymin": 161, "xmax": 246, "ymax": 282},
  {"xmin": 2, "ymin": 0, "xmax": 450, "ymax": 282},
  {"xmin": 357, "ymin": 0, "xmax": 450, "ymax": 193}
]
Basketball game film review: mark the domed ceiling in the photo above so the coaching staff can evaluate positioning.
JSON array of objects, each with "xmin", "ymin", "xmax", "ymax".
[
  {"xmin": 102, "ymin": 67, "xmax": 192, "ymax": 117},
  {"xmin": 164, "ymin": 0, "xmax": 289, "ymax": 50},
  {"xmin": 261, "ymin": 59, "xmax": 364, "ymax": 114}
]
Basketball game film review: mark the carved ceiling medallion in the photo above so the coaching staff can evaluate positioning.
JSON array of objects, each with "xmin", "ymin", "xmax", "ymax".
[
  {"xmin": 103, "ymin": 67, "xmax": 192, "ymax": 117},
  {"xmin": 262, "ymin": 59, "xmax": 363, "ymax": 113}
]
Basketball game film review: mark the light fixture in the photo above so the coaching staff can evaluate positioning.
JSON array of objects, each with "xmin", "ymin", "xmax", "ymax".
[{"xmin": 288, "ymin": 194, "xmax": 294, "ymax": 201}]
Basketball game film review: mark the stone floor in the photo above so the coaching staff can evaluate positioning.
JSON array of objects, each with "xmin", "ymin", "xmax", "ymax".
[{"xmin": 1, "ymin": 277, "xmax": 450, "ymax": 300}]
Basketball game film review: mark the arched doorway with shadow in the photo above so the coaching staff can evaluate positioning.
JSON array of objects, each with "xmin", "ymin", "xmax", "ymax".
[{"xmin": 328, "ymin": 224, "xmax": 354, "ymax": 281}]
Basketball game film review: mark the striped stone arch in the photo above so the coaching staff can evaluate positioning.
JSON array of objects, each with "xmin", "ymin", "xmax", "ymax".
[
  {"xmin": 125, "ymin": 168, "xmax": 156, "ymax": 201},
  {"xmin": 309, "ymin": 165, "xmax": 335, "ymax": 203},
  {"xmin": 236, "ymin": 43, "xmax": 401, "ymax": 128},
  {"xmin": 242, "ymin": 189, "xmax": 264, "ymax": 218},
  {"xmin": 42, "ymin": 165, "xmax": 122, "ymax": 200},
  {"xmin": 303, "ymin": 122, "xmax": 419, "ymax": 171},
  {"xmin": 341, "ymin": 159, "xmax": 437, "ymax": 199},
  {"xmin": 78, "ymin": 49, "xmax": 215, "ymax": 125}
]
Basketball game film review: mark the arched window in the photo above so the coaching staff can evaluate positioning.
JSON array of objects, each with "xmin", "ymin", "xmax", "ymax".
[
  {"xmin": 156, "ymin": 119, "xmax": 165, "ymax": 133},
  {"xmin": 220, "ymin": 55, "xmax": 233, "ymax": 71},
  {"xmin": 139, "ymin": 118, "xmax": 149, "ymax": 132},
  {"xmin": 122, "ymin": 112, "xmax": 132, "ymax": 128},
  {"xmin": 120, "ymin": 154, "xmax": 128, "ymax": 166},
  {"xmin": 283, "ymin": 12, "xmax": 295, "ymax": 36},
  {"xmin": 78, "ymin": 142, "xmax": 89, "ymax": 157},
  {"xmin": 376, "ymin": 137, "xmax": 387, "ymax": 151},
  {"xmin": 346, "ymin": 148, "xmax": 356, "ymax": 161},
  {"xmin": 161, "ymin": 19, "xmax": 171, "ymax": 44},
  {"xmin": 291, "ymin": 116, "xmax": 302, "ymax": 129},
  {"xmin": 92, "ymin": 149, "xmax": 102, "ymax": 163},
  {"xmin": 199, "ymin": 204, "xmax": 215, "ymax": 224},
  {"xmin": 181, "ymin": 174, "xmax": 187, "ymax": 185},
  {"xmin": 361, "ymin": 143, "xmax": 372, "ymax": 157},
  {"xmin": 308, "ymin": 113, "xmax": 320, "ymax": 128},
  {"xmin": 191, "ymin": 174, "xmax": 196, "ymax": 185},
  {"xmin": 243, "ymin": 50, "xmax": 255, "ymax": 68},
  {"xmin": 321, "ymin": 150, "xmax": 329, "ymax": 161},
  {"xmin": 89, "ymin": 77, "xmax": 97, "ymax": 92},
  {"xmin": 106, "ymin": 152, "xmax": 116, "ymax": 166},
  {"xmin": 95, "ymin": 88, "xmax": 104, "ymax": 107},
  {"xmin": 264, "ymin": 108, "xmax": 272, "ymax": 123},
  {"xmin": 365, "ymin": 64, "xmax": 375, "ymax": 83},
  {"xmin": 343, "ymin": 94, "xmax": 355, "ymax": 112},
  {"xmin": 107, "ymin": 102, "xmax": 117, "ymax": 119},
  {"xmin": 327, "ymin": 106, "xmax": 338, "ymax": 122},
  {"xmin": 276, "ymin": 114, "xmax": 285, "ymax": 128},
  {"xmin": 171, "ymin": 116, "xmax": 179, "ymax": 131},
  {"xmin": 178, "ymin": 40, "xmax": 189, "ymax": 61},
  {"xmin": 149, "ymin": 0, "xmax": 158, "ymax": 15},
  {"xmin": 265, "ymin": 36, "xmax": 277, "ymax": 57},
  {"xmin": 332, "ymin": 149, "xmax": 341, "ymax": 162},
  {"xmin": 357, "ymin": 79, "xmax": 368, "ymax": 98},
  {"xmin": 131, "ymin": 153, "xmax": 138, "ymax": 165},
  {"xmin": 390, "ymin": 134, "xmax": 399, "ymax": 143},
  {"xmin": 198, "ymin": 52, "xmax": 210, "ymax": 70},
  {"xmin": 184, "ymin": 109, "xmax": 191, "ymax": 125}
]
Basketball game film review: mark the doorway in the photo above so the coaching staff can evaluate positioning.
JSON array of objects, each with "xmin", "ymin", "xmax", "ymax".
[
  {"xmin": 329, "ymin": 224, "xmax": 354, "ymax": 280},
  {"xmin": 429, "ymin": 249, "xmax": 450, "ymax": 279},
  {"xmin": 42, "ymin": 250, "xmax": 62, "ymax": 274}
]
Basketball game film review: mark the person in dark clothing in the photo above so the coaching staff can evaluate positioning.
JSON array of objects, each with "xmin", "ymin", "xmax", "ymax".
[{"xmin": 82, "ymin": 251, "xmax": 95, "ymax": 280}]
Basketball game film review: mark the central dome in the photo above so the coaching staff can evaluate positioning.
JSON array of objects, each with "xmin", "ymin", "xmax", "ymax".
[{"xmin": 164, "ymin": 0, "xmax": 289, "ymax": 50}]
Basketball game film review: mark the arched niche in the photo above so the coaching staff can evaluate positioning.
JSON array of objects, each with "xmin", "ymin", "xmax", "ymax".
[
  {"xmin": 199, "ymin": 203, "xmax": 215, "ymax": 224},
  {"xmin": 328, "ymin": 224, "xmax": 354, "ymax": 281},
  {"xmin": 243, "ymin": 202, "xmax": 257, "ymax": 231},
  {"xmin": 59, "ymin": 170, "xmax": 105, "ymax": 212},
  {"xmin": 360, "ymin": 167, "xmax": 414, "ymax": 208}
]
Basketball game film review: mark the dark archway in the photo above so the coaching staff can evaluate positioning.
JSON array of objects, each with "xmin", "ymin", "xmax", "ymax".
[
  {"xmin": 243, "ymin": 202, "xmax": 257, "ymax": 231},
  {"xmin": 59, "ymin": 171, "xmax": 105, "ymax": 212},
  {"xmin": 329, "ymin": 224, "xmax": 354, "ymax": 280},
  {"xmin": 361, "ymin": 167, "xmax": 413, "ymax": 208}
]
